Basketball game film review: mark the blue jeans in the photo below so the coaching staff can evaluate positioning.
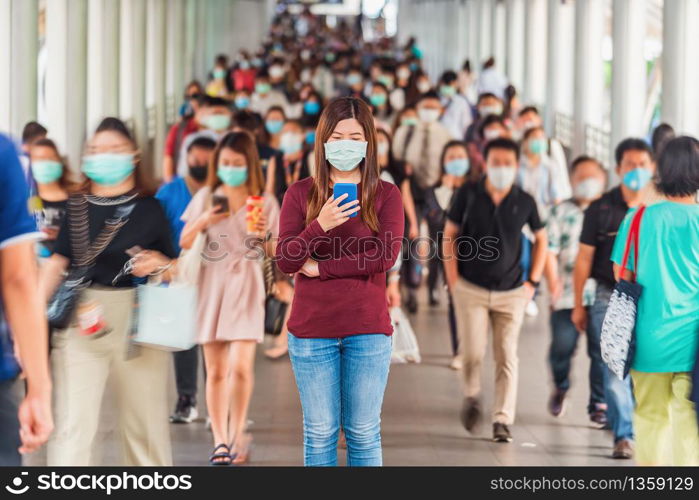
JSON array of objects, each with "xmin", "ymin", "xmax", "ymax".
[
  {"xmin": 288, "ymin": 333, "xmax": 392, "ymax": 466},
  {"xmin": 589, "ymin": 285, "xmax": 635, "ymax": 443},
  {"xmin": 549, "ymin": 308, "xmax": 605, "ymax": 413}
]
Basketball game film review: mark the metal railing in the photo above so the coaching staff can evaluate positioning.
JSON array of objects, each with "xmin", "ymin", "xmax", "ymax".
[
  {"xmin": 553, "ymin": 112, "xmax": 574, "ymax": 150},
  {"xmin": 584, "ymin": 124, "xmax": 612, "ymax": 168}
]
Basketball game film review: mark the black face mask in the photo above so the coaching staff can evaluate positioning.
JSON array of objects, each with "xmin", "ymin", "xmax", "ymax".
[{"xmin": 188, "ymin": 164, "xmax": 208, "ymax": 182}]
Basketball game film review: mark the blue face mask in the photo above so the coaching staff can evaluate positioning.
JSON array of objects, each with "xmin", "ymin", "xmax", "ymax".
[
  {"xmin": 217, "ymin": 165, "xmax": 248, "ymax": 187},
  {"xmin": 303, "ymin": 101, "xmax": 321, "ymax": 115},
  {"xmin": 235, "ymin": 96, "xmax": 250, "ymax": 109},
  {"xmin": 213, "ymin": 68, "xmax": 226, "ymax": 79},
  {"xmin": 324, "ymin": 140, "xmax": 367, "ymax": 172},
  {"xmin": 82, "ymin": 153, "xmax": 135, "ymax": 186},
  {"xmin": 440, "ymin": 85, "xmax": 456, "ymax": 98},
  {"xmin": 444, "ymin": 158, "xmax": 470, "ymax": 177},
  {"xmin": 622, "ymin": 167, "xmax": 653, "ymax": 191},
  {"xmin": 305, "ymin": 131, "xmax": 316, "ymax": 145},
  {"xmin": 265, "ymin": 120, "xmax": 284, "ymax": 135},
  {"xmin": 32, "ymin": 160, "xmax": 64, "ymax": 184},
  {"xmin": 346, "ymin": 74, "xmax": 362, "ymax": 86}
]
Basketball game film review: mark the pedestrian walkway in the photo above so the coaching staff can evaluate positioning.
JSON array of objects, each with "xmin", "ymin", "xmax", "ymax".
[{"xmin": 25, "ymin": 289, "xmax": 629, "ymax": 466}]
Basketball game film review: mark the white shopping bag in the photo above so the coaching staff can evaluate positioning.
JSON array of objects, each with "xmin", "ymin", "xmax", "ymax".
[
  {"xmin": 133, "ymin": 282, "xmax": 198, "ymax": 351},
  {"xmin": 390, "ymin": 306, "xmax": 421, "ymax": 364}
]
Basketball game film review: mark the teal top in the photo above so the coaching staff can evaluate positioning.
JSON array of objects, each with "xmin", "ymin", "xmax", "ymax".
[{"xmin": 611, "ymin": 201, "xmax": 699, "ymax": 373}]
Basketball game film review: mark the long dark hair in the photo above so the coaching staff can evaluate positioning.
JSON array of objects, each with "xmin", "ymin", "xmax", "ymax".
[{"xmin": 307, "ymin": 97, "xmax": 380, "ymax": 232}]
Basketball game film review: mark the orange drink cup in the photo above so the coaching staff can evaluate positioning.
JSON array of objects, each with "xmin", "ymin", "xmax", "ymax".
[{"xmin": 246, "ymin": 195, "xmax": 264, "ymax": 234}]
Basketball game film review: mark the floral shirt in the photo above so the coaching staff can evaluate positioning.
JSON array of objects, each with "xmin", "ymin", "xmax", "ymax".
[{"xmin": 547, "ymin": 199, "xmax": 596, "ymax": 311}]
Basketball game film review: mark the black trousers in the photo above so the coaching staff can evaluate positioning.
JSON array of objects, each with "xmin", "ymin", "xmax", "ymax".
[
  {"xmin": 0, "ymin": 378, "xmax": 21, "ymax": 465},
  {"xmin": 173, "ymin": 346, "xmax": 199, "ymax": 399}
]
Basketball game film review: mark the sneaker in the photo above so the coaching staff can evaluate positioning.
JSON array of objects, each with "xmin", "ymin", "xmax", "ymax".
[
  {"xmin": 170, "ymin": 395, "xmax": 198, "ymax": 424},
  {"xmin": 460, "ymin": 397, "xmax": 482, "ymax": 433},
  {"xmin": 548, "ymin": 389, "xmax": 568, "ymax": 417},
  {"xmin": 589, "ymin": 409, "xmax": 608, "ymax": 429},
  {"xmin": 612, "ymin": 439, "xmax": 634, "ymax": 459},
  {"xmin": 449, "ymin": 355, "xmax": 463, "ymax": 371},
  {"xmin": 525, "ymin": 300, "xmax": 539, "ymax": 317},
  {"xmin": 493, "ymin": 423, "xmax": 513, "ymax": 443},
  {"xmin": 428, "ymin": 289, "xmax": 440, "ymax": 307}
]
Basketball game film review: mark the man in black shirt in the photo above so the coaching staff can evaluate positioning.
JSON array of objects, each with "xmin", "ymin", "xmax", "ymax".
[
  {"xmin": 443, "ymin": 138, "xmax": 547, "ymax": 443},
  {"xmin": 573, "ymin": 138, "xmax": 656, "ymax": 460}
]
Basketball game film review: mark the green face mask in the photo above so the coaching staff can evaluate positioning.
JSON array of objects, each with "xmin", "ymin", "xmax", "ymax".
[
  {"xmin": 81, "ymin": 153, "xmax": 135, "ymax": 186},
  {"xmin": 201, "ymin": 114, "xmax": 231, "ymax": 131},
  {"xmin": 255, "ymin": 82, "xmax": 272, "ymax": 95},
  {"xmin": 401, "ymin": 117, "xmax": 418, "ymax": 127},
  {"xmin": 370, "ymin": 93, "xmax": 387, "ymax": 107},
  {"xmin": 440, "ymin": 85, "xmax": 456, "ymax": 97},
  {"xmin": 217, "ymin": 165, "xmax": 248, "ymax": 187},
  {"xmin": 529, "ymin": 138, "xmax": 548, "ymax": 155},
  {"xmin": 32, "ymin": 160, "xmax": 63, "ymax": 184}
]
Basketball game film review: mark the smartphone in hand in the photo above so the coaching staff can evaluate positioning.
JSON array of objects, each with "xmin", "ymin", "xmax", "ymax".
[
  {"xmin": 212, "ymin": 195, "xmax": 230, "ymax": 214},
  {"xmin": 332, "ymin": 183, "xmax": 358, "ymax": 218}
]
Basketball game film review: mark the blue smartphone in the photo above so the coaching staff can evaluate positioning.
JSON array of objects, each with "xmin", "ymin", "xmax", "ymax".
[{"xmin": 332, "ymin": 183, "xmax": 358, "ymax": 218}]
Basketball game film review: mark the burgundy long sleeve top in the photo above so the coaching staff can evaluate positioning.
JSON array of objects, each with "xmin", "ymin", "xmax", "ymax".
[{"xmin": 275, "ymin": 177, "xmax": 405, "ymax": 338}]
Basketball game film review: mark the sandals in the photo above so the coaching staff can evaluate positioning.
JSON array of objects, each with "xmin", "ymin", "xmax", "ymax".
[{"xmin": 209, "ymin": 443, "xmax": 232, "ymax": 466}]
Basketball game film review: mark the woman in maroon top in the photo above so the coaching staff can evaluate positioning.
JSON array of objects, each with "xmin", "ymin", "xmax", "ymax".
[{"xmin": 276, "ymin": 97, "xmax": 404, "ymax": 466}]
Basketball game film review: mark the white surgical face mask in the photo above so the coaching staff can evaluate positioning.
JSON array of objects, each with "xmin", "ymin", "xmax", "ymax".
[
  {"xmin": 397, "ymin": 68, "xmax": 411, "ymax": 80},
  {"xmin": 574, "ymin": 177, "xmax": 604, "ymax": 201},
  {"xmin": 377, "ymin": 142, "xmax": 389, "ymax": 156},
  {"xmin": 479, "ymin": 104, "xmax": 503, "ymax": 117},
  {"xmin": 417, "ymin": 80, "xmax": 431, "ymax": 93},
  {"xmin": 483, "ymin": 128, "xmax": 501, "ymax": 141},
  {"xmin": 269, "ymin": 65, "xmax": 285, "ymax": 79},
  {"xmin": 487, "ymin": 165, "xmax": 517, "ymax": 190},
  {"xmin": 418, "ymin": 108, "xmax": 440, "ymax": 124}
]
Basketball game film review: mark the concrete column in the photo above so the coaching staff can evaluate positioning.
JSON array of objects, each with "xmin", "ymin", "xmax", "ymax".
[
  {"xmin": 466, "ymin": 0, "xmax": 480, "ymax": 70},
  {"xmin": 119, "ymin": 0, "xmax": 147, "ymax": 158},
  {"xmin": 45, "ymin": 0, "xmax": 87, "ymax": 169},
  {"xmin": 661, "ymin": 0, "xmax": 699, "ymax": 137},
  {"xmin": 573, "ymin": 0, "xmax": 605, "ymax": 157},
  {"xmin": 146, "ymin": 0, "xmax": 166, "ymax": 177},
  {"xmin": 0, "ymin": 1, "xmax": 9, "ymax": 134},
  {"xmin": 166, "ymin": 0, "xmax": 186, "ymax": 124},
  {"xmin": 505, "ymin": 0, "xmax": 525, "ymax": 92},
  {"xmin": 478, "ymin": 0, "xmax": 493, "ymax": 65},
  {"xmin": 523, "ymin": 0, "xmax": 547, "ymax": 105},
  {"xmin": 86, "ymin": 0, "xmax": 120, "ymax": 134},
  {"xmin": 9, "ymin": 0, "xmax": 39, "ymax": 138},
  {"xmin": 610, "ymin": 0, "xmax": 646, "ymax": 168},
  {"xmin": 544, "ymin": 0, "xmax": 562, "ymax": 133},
  {"xmin": 492, "ymin": 0, "xmax": 506, "ymax": 74},
  {"xmin": 195, "ymin": 0, "xmax": 208, "ymax": 82},
  {"xmin": 183, "ymin": 0, "xmax": 197, "ymax": 84}
]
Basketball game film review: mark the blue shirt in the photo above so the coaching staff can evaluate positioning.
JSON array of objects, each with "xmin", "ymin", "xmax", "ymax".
[
  {"xmin": 0, "ymin": 134, "xmax": 41, "ymax": 249},
  {"xmin": 155, "ymin": 177, "xmax": 193, "ymax": 254},
  {"xmin": 0, "ymin": 134, "xmax": 41, "ymax": 381}
]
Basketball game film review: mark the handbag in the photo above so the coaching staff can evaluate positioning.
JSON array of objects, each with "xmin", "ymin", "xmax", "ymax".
[
  {"xmin": 132, "ymin": 281, "xmax": 198, "ymax": 351},
  {"xmin": 47, "ymin": 195, "xmax": 135, "ymax": 329},
  {"xmin": 261, "ymin": 253, "xmax": 288, "ymax": 336},
  {"xmin": 390, "ymin": 306, "xmax": 421, "ymax": 363},
  {"xmin": 600, "ymin": 206, "xmax": 646, "ymax": 380}
]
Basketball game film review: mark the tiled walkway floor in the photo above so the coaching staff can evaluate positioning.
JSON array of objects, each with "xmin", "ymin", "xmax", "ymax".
[{"xmin": 26, "ymin": 288, "xmax": 632, "ymax": 466}]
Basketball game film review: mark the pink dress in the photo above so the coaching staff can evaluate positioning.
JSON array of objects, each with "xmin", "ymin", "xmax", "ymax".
[{"xmin": 182, "ymin": 186, "xmax": 280, "ymax": 344}]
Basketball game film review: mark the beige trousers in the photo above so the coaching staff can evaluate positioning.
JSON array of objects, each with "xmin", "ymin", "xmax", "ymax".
[
  {"xmin": 452, "ymin": 278, "xmax": 527, "ymax": 425},
  {"xmin": 47, "ymin": 286, "xmax": 172, "ymax": 466}
]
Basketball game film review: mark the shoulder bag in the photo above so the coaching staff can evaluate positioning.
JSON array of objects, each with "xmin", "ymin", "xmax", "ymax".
[{"xmin": 600, "ymin": 206, "xmax": 646, "ymax": 380}]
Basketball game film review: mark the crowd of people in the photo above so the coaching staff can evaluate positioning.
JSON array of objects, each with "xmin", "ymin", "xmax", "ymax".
[{"xmin": 1, "ymin": 7, "xmax": 698, "ymax": 468}]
